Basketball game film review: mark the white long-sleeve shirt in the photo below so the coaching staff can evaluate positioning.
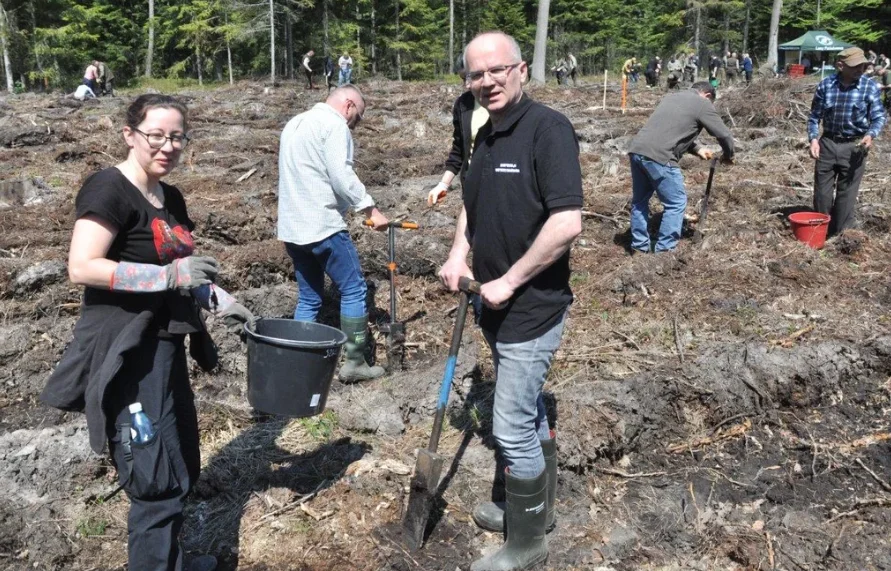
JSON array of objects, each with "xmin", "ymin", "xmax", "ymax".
[
  {"xmin": 277, "ymin": 103, "xmax": 374, "ymax": 245},
  {"xmin": 338, "ymin": 56, "xmax": 353, "ymax": 71}
]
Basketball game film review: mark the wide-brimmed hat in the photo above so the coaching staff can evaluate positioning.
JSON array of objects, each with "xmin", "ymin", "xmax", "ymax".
[{"xmin": 837, "ymin": 47, "xmax": 868, "ymax": 67}]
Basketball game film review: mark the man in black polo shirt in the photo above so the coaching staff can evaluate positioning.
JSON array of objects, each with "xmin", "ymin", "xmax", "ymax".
[{"xmin": 439, "ymin": 31, "xmax": 583, "ymax": 571}]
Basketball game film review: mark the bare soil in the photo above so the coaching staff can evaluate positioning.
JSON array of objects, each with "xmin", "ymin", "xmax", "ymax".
[{"xmin": 2, "ymin": 77, "xmax": 891, "ymax": 571}]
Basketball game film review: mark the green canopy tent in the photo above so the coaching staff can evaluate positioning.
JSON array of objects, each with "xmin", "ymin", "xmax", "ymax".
[{"xmin": 778, "ymin": 30, "xmax": 853, "ymax": 76}]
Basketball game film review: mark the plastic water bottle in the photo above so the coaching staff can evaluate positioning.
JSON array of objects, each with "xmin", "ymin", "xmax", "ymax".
[{"xmin": 129, "ymin": 402, "xmax": 155, "ymax": 444}]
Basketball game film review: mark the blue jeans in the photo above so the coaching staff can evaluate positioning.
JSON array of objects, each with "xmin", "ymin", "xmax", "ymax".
[
  {"xmin": 629, "ymin": 153, "xmax": 687, "ymax": 252},
  {"xmin": 284, "ymin": 231, "xmax": 367, "ymax": 321},
  {"xmin": 483, "ymin": 313, "xmax": 566, "ymax": 478},
  {"xmin": 338, "ymin": 68, "xmax": 352, "ymax": 86}
]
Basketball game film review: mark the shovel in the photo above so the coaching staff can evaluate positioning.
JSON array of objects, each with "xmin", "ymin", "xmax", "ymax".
[
  {"xmin": 365, "ymin": 220, "xmax": 419, "ymax": 371},
  {"xmin": 692, "ymin": 156, "xmax": 719, "ymax": 243},
  {"xmin": 402, "ymin": 276, "xmax": 481, "ymax": 550}
]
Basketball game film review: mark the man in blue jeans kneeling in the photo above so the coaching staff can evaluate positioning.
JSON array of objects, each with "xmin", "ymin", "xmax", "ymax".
[
  {"xmin": 628, "ymin": 81, "xmax": 734, "ymax": 253},
  {"xmin": 277, "ymin": 85, "xmax": 390, "ymax": 382}
]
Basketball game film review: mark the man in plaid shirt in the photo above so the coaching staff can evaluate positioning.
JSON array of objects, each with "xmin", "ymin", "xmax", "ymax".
[{"xmin": 808, "ymin": 47, "xmax": 887, "ymax": 235}]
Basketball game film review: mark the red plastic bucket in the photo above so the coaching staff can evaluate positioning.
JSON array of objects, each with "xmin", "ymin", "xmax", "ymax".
[{"xmin": 788, "ymin": 212, "xmax": 830, "ymax": 249}]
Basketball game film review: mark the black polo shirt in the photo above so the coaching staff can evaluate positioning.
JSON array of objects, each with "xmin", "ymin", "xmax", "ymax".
[{"xmin": 463, "ymin": 94, "xmax": 583, "ymax": 343}]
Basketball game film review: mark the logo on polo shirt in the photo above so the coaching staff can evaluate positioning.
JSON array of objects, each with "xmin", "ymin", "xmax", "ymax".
[{"xmin": 495, "ymin": 162, "xmax": 520, "ymax": 174}]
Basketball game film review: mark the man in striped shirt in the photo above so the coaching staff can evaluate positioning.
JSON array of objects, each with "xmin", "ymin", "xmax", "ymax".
[
  {"xmin": 277, "ymin": 85, "xmax": 389, "ymax": 382},
  {"xmin": 808, "ymin": 47, "xmax": 886, "ymax": 235}
]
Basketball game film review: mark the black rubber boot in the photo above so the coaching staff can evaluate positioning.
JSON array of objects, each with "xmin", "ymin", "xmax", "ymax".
[
  {"xmin": 473, "ymin": 433, "xmax": 558, "ymax": 533},
  {"xmin": 470, "ymin": 469, "xmax": 548, "ymax": 571},
  {"xmin": 338, "ymin": 315, "xmax": 385, "ymax": 383}
]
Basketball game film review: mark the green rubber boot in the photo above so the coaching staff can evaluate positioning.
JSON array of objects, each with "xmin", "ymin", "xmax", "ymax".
[
  {"xmin": 470, "ymin": 469, "xmax": 548, "ymax": 571},
  {"xmin": 338, "ymin": 315, "xmax": 385, "ymax": 383},
  {"xmin": 473, "ymin": 432, "xmax": 558, "ymax": 533}
]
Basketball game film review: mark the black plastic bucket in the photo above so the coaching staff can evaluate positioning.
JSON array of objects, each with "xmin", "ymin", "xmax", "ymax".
[{"xmin": 244, "ymin": 318, "xmax": 347, "ymax": 417}]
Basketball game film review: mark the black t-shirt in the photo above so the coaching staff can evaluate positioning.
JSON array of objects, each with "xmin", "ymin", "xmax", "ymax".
[
  {"xmin": 76, "ymin": 168, "xmax": 195, "ymax": 264},
  {"xmin": 75, "ymin": 167, "xmax": 200, "ymax": 333},
  {"xmin": 463, "ymin": 95, "xmax": 583, "ymax": 343}
]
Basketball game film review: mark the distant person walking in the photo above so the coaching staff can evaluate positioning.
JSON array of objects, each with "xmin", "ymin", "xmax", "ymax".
[
  {"xmin": 324, "ymin": 55, "xmax": 336, "ymax": 91},
  {"xmin": 97, "ymin": 61, "xmax": 115, "ymax": 96},
  {"xmin": 623, "ymin": 57, "xmax": 638, "ymax": 84},
  {"xmin": 277, "ymin": 86, "xmax": 390, "ymax": 383},
  {"xmin": 338, "ymin": 52, "xmax": 353, "ymax": 86},
  {"xmin": 807, "ymin": 47, "xmax": 887, "ymax": 235},
  {"xmin": 645, "ymin": 57, "xmax": 661, "ymax": 88},
  {"xmin": 666, "ymin": 55, "xmax": 683, "ymax": 89},
  {"xmin": 302, "ymin": 50, "xmax": 315, "ymax": 89},
  {"xmin": 684, "ymin": 52, "xmax": 698, "ymax": 83},
  {"xmin": 566, "ymin": 52, "xmax": 578, "ymax": 86},
  {"xmin": 83, "ymin": 60, "xmax": 99, "ymax": 92},
  {"xmin": 725, "ymin": 52, "xmax": 739, "ymax": 86},
  {"xmin": 627, "ymin": 82, "xmax": 735, "ymax": 253},
  {"xmin": 742, "ymin": 53, "xmax": 753, "ymax": 84}
]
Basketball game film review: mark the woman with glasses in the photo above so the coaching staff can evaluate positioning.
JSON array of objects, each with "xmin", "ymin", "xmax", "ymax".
[{"xmin": 41, "ymin": 94, "xmax": 253, "ymax": 571}]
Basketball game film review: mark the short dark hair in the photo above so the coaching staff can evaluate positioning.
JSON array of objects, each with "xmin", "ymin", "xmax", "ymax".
[
  {"xmin": 126, "ymin": 94, "xmax": 188, "ymax": 131},
  {"xmin": 691, "ymin": 81, "xmax": 716, "ymax": 100}
]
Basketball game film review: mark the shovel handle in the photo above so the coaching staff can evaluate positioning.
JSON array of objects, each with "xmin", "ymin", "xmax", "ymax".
[
  {"xmin": 458, "ymin": 277, "xmax": 481, "ymax": 295},
  {"xmin": 364, "ymin": 220, "xmax": 419, "ymax": 230},
  {"xmin": 428, "ymin": 286, "xmax": 474, "ymax": 453}
]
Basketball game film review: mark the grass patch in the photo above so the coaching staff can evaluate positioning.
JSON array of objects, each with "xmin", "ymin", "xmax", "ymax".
[
  {"xmin": 297, "ymin": 411, "xmax": 338, "ymax": 441},
  {"xmin": 76, "ymin": 516, "xmax": 108, "ymax": 538}
]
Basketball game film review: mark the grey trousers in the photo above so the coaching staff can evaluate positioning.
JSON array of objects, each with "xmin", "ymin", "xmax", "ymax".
[{"xmin": 813, "ymin": 137, "xmax": 868, "ymax": 235}]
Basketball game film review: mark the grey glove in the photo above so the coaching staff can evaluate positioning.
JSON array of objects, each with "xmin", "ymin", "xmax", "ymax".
[
  {"xmin": 221, "ymin": 302, "xmax": 256, "ymax": 337},
  {"xmin": 166, "ymin": 256, "xmax": 219, "ymax": 290},
  {"xmin": 111, "ymin": 256, "xmax": 219, "ymax": 293}
]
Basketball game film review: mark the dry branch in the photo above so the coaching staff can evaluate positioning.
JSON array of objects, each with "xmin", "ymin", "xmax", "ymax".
[{"xmin": 666, "ymin": 419, "xmax": 752, "ymax": 454}]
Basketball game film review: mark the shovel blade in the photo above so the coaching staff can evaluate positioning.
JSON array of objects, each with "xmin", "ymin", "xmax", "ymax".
[{"xmin": 401, "ymin": 449, "xmax": 445, "ymax": 551}]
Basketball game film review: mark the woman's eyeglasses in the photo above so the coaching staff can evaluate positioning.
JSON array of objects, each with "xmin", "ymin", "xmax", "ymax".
[{"xmin": 133, "ymin": 128, "xmax": 190, "ymax": 149}]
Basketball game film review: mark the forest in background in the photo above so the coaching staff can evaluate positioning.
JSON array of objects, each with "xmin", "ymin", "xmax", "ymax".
[{"xmin": 0, "ymin": 0, "xmax": 889, "ymax": 92}]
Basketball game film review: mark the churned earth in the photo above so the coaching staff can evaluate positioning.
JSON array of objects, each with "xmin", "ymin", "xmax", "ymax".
[{"xmin": 1, "ymin": 76, "xmax": 890, "ymax": 570}]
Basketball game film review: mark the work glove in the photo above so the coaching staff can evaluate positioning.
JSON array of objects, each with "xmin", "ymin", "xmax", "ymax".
[
  {"xmin": 427, "ymin": 181, "xmax": 449, "ymax": 206},
  {"xmin": 221, "ymin": 303, "xmax": 257, "ymax": 338},
  {"xmin": 111, "ymin": 256, "xmax": 219, "ymax": 293},
  {"xmin": 165, "ymin": 256, "xmax": 219, "ymax": 290}
]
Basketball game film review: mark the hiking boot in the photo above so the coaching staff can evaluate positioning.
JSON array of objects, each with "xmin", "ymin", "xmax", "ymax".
[
  {"xmin": 339, "ymin": 314, "xmax": 385, "ymax": 383},
  {"xmin": 472, "ymin": 433, "xmax": 558, "ymax": 534},
  {"xmin": 470, "ymin": 469, "xmax": 548, "ymax": 571}
]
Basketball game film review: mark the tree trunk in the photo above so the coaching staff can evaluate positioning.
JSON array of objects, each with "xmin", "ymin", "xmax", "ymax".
[
  {"xmin": 723, "ymin": 9, "xmax": 730, "ymax": 54},
  {"xmin": 322, "ymin": 0, "xmax": 329, "ymax": 56},
  {"xmin": 461, "ymin": 0, "xmax": 466, "ymax": 48},
  {"xmin": 227, "ymin": 37, "xmax": 234, "ymax": 84},
  {"xmin": 371, "ymin": 0, "xmax": 377, "ymax": 75},
  {"xmin": 693, "ymin": 4, "xmax": 700, "ymax": 55},
  {"xmin": 742, "ymin": 0, "xmax": 751, "ymax": 54},
  {"xmin": 356, "ymin": 3, "xmax": 360, "ymax": 70},
  {"xmin": 449, "ymin": 0, "xmax": 454, "ymax": 74},
  {"xmin": 531, "ymin": 0, "xmax": 550, "ymax": 83},
  {"xmin": 395, "ymin": 0, "xmax": 401, "ymax": 81},
  {"xmin": 145, "ymin": 0, "xmax": 154, "ymax": 78},
  {"xmin": 767, "ymin": 0, "xmax": 782, "ymax": 69},
  {"xmin": 285, "ymin": 12, "xmax": 293, "ymax": 79},
  {"xmin": 0, "ymin": 11, "xmax": 11, "ymax": 93},
  {"xmin": 196, "ymin": 43, "xmax": 203, "ymax": 85},
  {"xmin": 269, "ymin": 0, "xmax": 275, "ymax": 83},
  {"xmin": 28, "ymin": 2, "xmax": 45, "ymax": 88}
]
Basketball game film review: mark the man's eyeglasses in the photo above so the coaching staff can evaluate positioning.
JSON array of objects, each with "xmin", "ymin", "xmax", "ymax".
[
  {"xmin": 466, "ymin": 62, "xmax": 522, "ymax": 84},
  {"xmin": 347, "ymin": 99, "xmax": 364, "ymax": 124},
  {"xmin": 133, "ymin": 128, "xmax": 190, "ymax": 149}
]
